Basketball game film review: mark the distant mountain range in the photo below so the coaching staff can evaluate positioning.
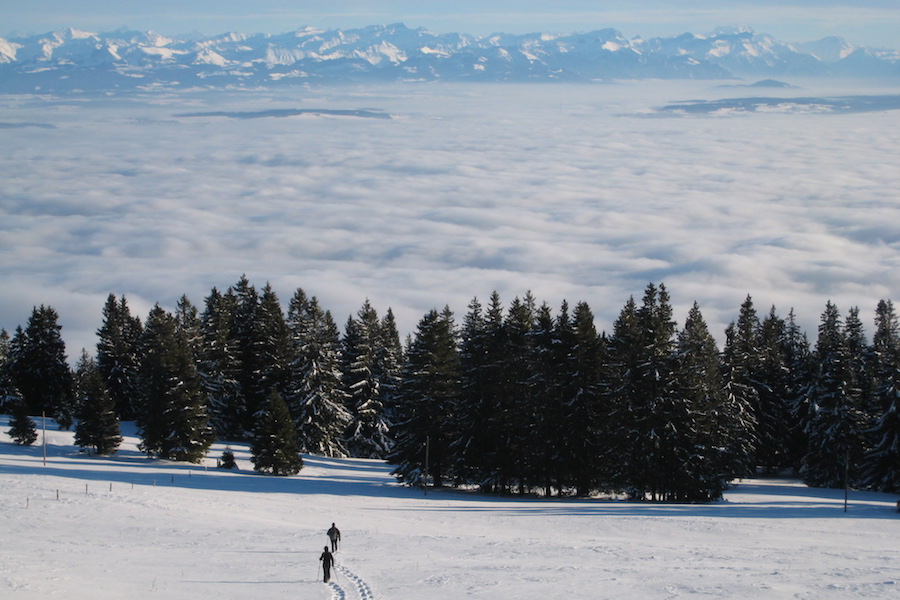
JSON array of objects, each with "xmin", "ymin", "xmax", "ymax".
[{"xmin": 0, "ymin": 24, "xmax": 897, "ymax": 91}]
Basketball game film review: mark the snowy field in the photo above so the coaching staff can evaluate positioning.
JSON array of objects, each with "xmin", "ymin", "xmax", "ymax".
[{"xmin": 2, "ymin": 416, "xmax": 899, "ymax": 600}]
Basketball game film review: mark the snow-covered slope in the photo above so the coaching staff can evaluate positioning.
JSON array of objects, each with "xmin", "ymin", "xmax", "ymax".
[
  {"xmin": 0, "ymin": 24, "xmax": 897, "ymax": 91},
  {"xmin": 1, "ymin": 415, "xmax": 898, "ymax": 599}
]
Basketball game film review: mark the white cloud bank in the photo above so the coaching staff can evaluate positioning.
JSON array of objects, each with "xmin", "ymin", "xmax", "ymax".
[{"xmin": 1, "ymin": 80, "xmax": 899, "ymax": 356}]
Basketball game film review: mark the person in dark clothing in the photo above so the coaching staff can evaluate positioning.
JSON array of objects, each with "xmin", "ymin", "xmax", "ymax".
[
  {"xmin": 327, "ymin": 522, "xmax": 341, "ymax": 552},
  {"xmin": 319, "ymin": 546, "xmax": 334, "ymax": 582}
]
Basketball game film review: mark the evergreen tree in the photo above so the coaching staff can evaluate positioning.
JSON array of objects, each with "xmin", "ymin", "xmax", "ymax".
[
  {"xmin": 0, "ymin": 328, "xmax": 8, "ymax": 364},
  {"xmin": 450, "ymin": 296, "xmax": 491, "ymax": 485},
  {"xmin": 199, "ymin": 287, "xmax": 244, "ymax": 440},
  {"xmin": 220, "ymin": 447, "xmax": 237, "ymax": 469},
  {"xmin": 607, "ymin": 285, "xmax": 681, "ymax": 500},
  {"xmin": 456, "ymin": 291, "xmax": 519, "ymax": 493},
  {"xmin": 755, "ymin": 307, "xmax": 794, "ymax": 472},
  {"xmin": 845, "ymin": 307, "xmax": 877, "ymax": 437},
  {"xmin": 802, "ymin": 302, "xmax": 865, "ymax": 488},
  {"xmin": 255, "ymin": 284, "xmax": 293, "ymax": 404},
  {"xmin": 175, "ymin": 295, "xmax": 203, "ymax": 367},
  {"xmin": 499, "ymin": 294, "xmax": 537, "ymax": 493},
  {"xmin": 784, "ymin": 309, "xmax": 815, "ymax": 471},
  {"xmin": 605, "ymin": 295, "xmax": 641, "ymax": 493},
  {"xmin": 390, "ymin": 307, "xmax": 461, "ymax": 488},
  {"xmin": 864, "ymin": 299, "xmax": 900, "ymax": 492},
  {"xmin": 5, "ymin": 327, "xmax": 36, "ymax": 445},
  {"xmin": 7, "ymin": 394, "xmax": 37, "ymax": 445},
  {"xmin": 611, "ymin": 284, "xmax": 687, "ymax": 501},
  {"xmin": 342, "ymin": 300, "xmax": 392, "ymax": 458},
  {"xmin": 719, "ymin": 323, "xmax": 760, "ymax": 482},
  {"xmin": 231, "ymin": 275, "xmax": 263, "ymax": 437},
  {"xmin": 286, "ymin": 289, "xmax": 350, "ymax": 457},
  {"xmin": 527, "ymin": 301, "xmax": 566, "ymax": 496},
  {"xmin": 73, "ymin": 350, "xmax": 122, "ymax": 455},
  {"xmin": 137, "ymin": 304, "xmax": 213, "ymax": 462},
  {"xmin": 675, "ymin": 303, "xmax": 742, "ymax": 500},
  {"xmin": 721, "ymin": 295, "xmax": 764, "ymax": 471},
  {"xmin": 96, "ymin": 294, "xmax": 143, "ymax": 421},
  {"xmin": 0, "ymin": 328, "xmax": 19, "ymax": 416},
  {"xmin": 377, "ymin": 308, "xmax": 404, "ymax": 426},
  {"xmin": 250, "ymin": 390, "xmax": 304, "ymax": 475},
  {"xmin": 12, "ymin": 305, "xmax": 75, "ymax": 428},
  {"xmin": 558, "ymin": 301, "xmax": 607, "ymax": 496}
]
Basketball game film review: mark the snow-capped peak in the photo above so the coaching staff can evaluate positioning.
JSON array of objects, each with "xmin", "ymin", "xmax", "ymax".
[{"xmin": 0, "ymin": 24, "xmax": 895, "ymax": 92}]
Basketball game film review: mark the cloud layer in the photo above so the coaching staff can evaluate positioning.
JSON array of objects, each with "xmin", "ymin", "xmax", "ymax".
[{"xmin": 1, "ymin": 80, "xmax": 899, "ymax": 356}]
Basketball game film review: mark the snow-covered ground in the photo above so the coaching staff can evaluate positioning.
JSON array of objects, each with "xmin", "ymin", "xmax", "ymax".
[{"xmin": 2, "ymin": 416, "xmax": 898, "ymax": 600}]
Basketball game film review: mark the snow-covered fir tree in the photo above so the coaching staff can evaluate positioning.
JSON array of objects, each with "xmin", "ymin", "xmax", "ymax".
[
  {"xmin": 500, "ymin": 294, "xmax": 540, "ymax": 494},
  {"xmin": 376, "ymin": 308, "xmax": 404, "ymax": 427},
  {"xmin": 255, "ymin": 284, "xmax": 292, "ymax": 404},
  {"xmin": 718, "ymin": 325, "xmax": 760, "ymax": 483},
  {"xmin": 137, "ymin": 304, "xmax": 213, "ymax": 462},
  {"xmin": 524, "ymin": 301, "xmax": 565, "ymax": 496},
  {"xmin": 5, "ymin": 327, "xmax": 35, "ymax": 445},
  {"xmin": 174, "ymin": 295, "xmax": 203, "ymax": 367},
  {"xmin": 618, "ymin": 285, "xmax": 676, "ymax": 499},
  {"xmin": 752, "ymin": 307, "xmax": 795, "ymax": 472},
  {"xmin": 96, "ymin": 294, "xmax": 143, "ymax": 421},
  {"xmin": 11, "ymin": 305, "xmax": 75, "ymax": 428},
  {"xmin": 863, "ymin": 299, "xmax": 900, "ymax": 492},
  {"xmin": 675, "ymin": 303, "xmax": 743, "ymax": 500},
  {"xmin": 285, "ymin": 288, "xmax": 350, "ymax": 457},
  {"xmin": 231, "ymin": 275, "xmax": 264, "ymax": 437},
  {"xmin": 720, "ymin": 295, "xmax": 766, "ymax": 472},
  {"xmin": 784, "ymin": 308, "xmax": 815, "ymax": 470},
  {"xmin": 342, "ymin": 300, "xmax": 393, "ymax": 458},
  {"xmin": 0, "ymin": 328, "xmax": 16, "ymax": 415},
  {"xmin": 605, "ymin": 295, "xmax": 641, "ymax": 493},
  {"xmin": 73, "ymin": 350, "xmax": 122, "ymax": 455},
  {"xmin": 449, "ymin": 296, "xmax": 491, "ymax": 485},
  {"xmin": 802, "ymin": 302, "xmax": 866, "ymax": 488},
  {"xmin": 631, "ymin": 284, "xmax": 688, "ymax": 501},
  {"xmin": 389, "ymin": 307, "xmax": 460, "ymax": 488},
  {"xmin": 557, "ymin": 301, "xmax": 607, "ymax": 497},
  {"xmin": 250, "ymin": 390, "xmax": 303, "ymax": 475},
  {"xmin": 199, "ymin": 287, "xmax": 244, "ymax": 440},
  {"xmin": 7, "ymin": 395, "xmax": 37, "ymax": 445},
  {"xmin": 845, "ymin": 307, "xmax": 878, "ymax": 436},
  {"xmin": 453, "ymin": 291, "xmax": 531, "ymax": 493}
]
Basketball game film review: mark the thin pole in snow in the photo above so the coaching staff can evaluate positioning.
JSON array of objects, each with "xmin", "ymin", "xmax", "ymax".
[{"xmin": 42, "ymin": 412, "xmax": 46, "ymax": 467}]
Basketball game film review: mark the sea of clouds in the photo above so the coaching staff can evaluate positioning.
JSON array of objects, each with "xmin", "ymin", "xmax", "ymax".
[{"xmin": 1, "ymin": 79, "xmax": 898, "ymax": 356}]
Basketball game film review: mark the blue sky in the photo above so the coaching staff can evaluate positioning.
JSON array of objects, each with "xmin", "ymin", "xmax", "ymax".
[{"xmin": 2, "ymin": 1, "xmax": 899, "ymax": 46}]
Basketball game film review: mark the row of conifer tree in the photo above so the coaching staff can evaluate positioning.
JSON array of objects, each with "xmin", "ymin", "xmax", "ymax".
[{"xmin": 1, "ymin": 276, "xmax": 898, "ymax": 501}]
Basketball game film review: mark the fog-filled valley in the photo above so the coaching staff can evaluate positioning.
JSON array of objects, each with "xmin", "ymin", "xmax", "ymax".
[{"xmin": 2, "ymin": 79, "xmax": 899, "ymax": 352}]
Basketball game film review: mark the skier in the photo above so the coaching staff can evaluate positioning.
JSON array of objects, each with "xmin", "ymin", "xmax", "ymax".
[
  {"xmin": 319, "ymin": 546, "xmax": 334, "ymax": 583},
  {"xmin": 327, "ymin": 522, "xmax": 341, "ymax": 552}
]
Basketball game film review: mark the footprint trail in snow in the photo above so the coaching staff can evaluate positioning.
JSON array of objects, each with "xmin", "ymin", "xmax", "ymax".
[{"xmin": 327, "ymin": 563, "xmax": 377, "ymax": 600}]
